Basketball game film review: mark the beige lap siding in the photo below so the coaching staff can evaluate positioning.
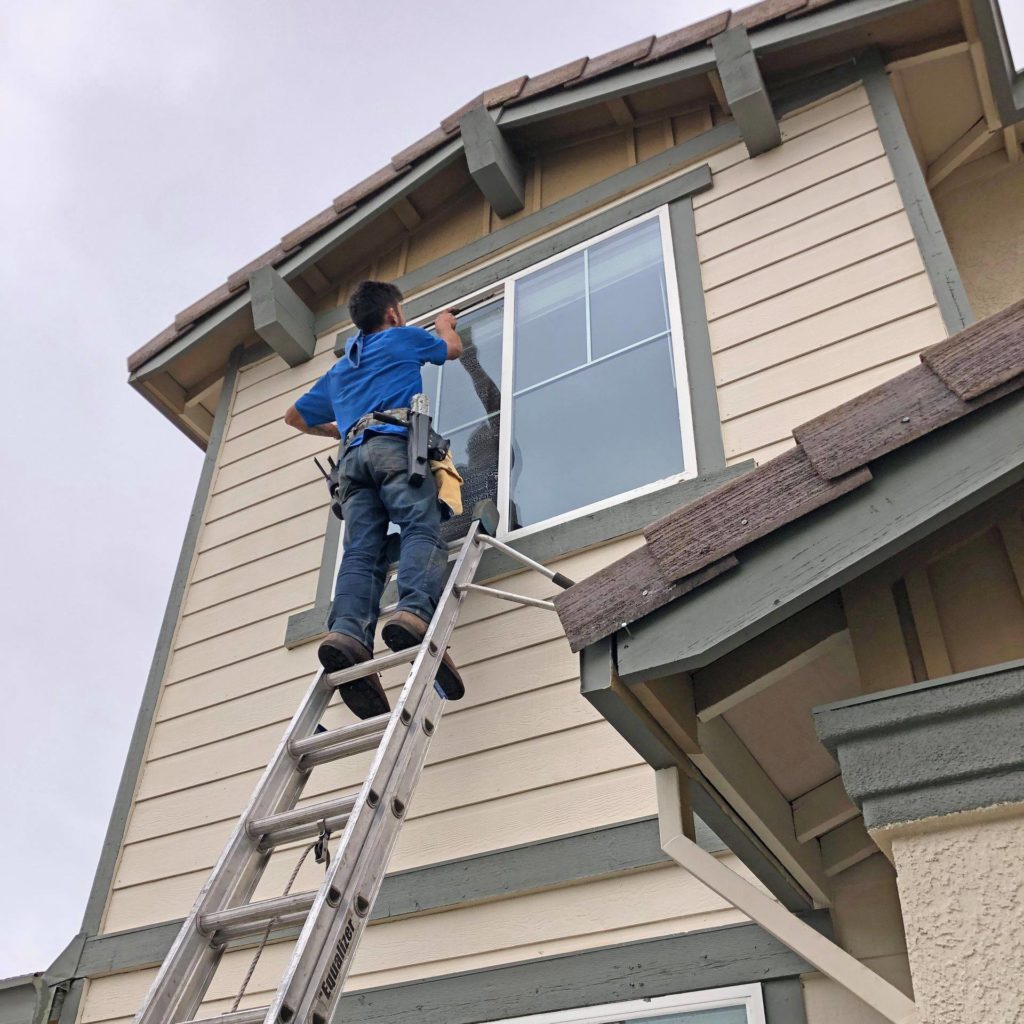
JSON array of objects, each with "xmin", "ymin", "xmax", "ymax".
[
  {"xmin": 81, "ymin": 857, "xmax": 757, "ymax": 1024},
  {"xmin": 101, "ymin": 433, "xmax": 656, "ymax": 936},
  {"xmin": 692, "ymin": 84, "xmax": 948, "ymax": 466}
]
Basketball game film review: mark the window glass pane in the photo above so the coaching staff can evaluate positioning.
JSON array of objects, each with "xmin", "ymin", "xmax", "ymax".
[
  {"xmin": 439, "ymin": 413, "xmax": 500, "ymax": 543},
  {"xmin": 437, "ymin": 301, "xmax": 504, "ymax": 433},
  {"xmin": 589, "ymin": 217, "xmax": 670, "ymax": 359},
  {"xmin": 637, "ymin": 1008, "xmax": 748, "ymax": 1024},
  {"xmin": 509, "ymin": 338, "xmax": 683, "ymax": 529},
  {"xmin": 513, "ymin": 251, "xmax": 587, "ymax": 391}
]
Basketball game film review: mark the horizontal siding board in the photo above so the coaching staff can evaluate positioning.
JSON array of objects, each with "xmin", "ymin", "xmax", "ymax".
[
  {"xmin": 213, "ymin": 432, "xmax": 337, "ymax": 494},
  {"xmin": 165, "ymin": 612, "xmax": 294, "ymax": 685},
  {"xmin": 704, "ymin": 212, "xmax": 914, "ymax": 321},
  {"xmin": 708, "ymin": 241, "xmax": 928, "ymax": 353},
  {"xmin": 697, "ymin": 155, "xmax": 894, "ymax": 260},
  {"xmin": 106, "ymin": 764, "xmax": 657, "ymax": 931},
  {"xmin": 699, "ymin": 104, "xmax": 877, "ymax": 210},
  {"xmin": 224, "ymin": 381, "xmax": 310, "ymax": 441},
  {"xmin": 174, "ymin": 570, "xmax": 317, "ymax": 649},
  {"xmin": 722, "ymin": 355, "xmax": 921, "ymax": 459},
  {"xmin": 713, "ymin": 274, "xmax": 938, "ymax": 385},
  {"xmin": 718, "ymin": 307, "xmax": 947, "ymax": 421},
  {"xmin": 196, "ymin": 482, "xmax": 326, "ymax": 552},
  {"xmin": 206, "ymin": 459, "xmax": 328, "ymax": 523},
  {"xmin": 232, "ymin": 347, "xmax": 335, "ymax": 415},
  {"xmin": 191, "ymin": 509, "xmax": 326, "ymax": 581},
  {"xmin": 183, "ymin": 539, "xmax": 323, "ymax": 614},
  {"xmin": 136, "ymin": 676, "xmax": 599, "ymax": 802}
]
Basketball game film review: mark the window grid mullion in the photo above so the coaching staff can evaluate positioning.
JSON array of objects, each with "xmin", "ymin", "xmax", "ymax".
[{"xmin": 584, "ymin": 248, "xmax": 593, "ymax": 364}]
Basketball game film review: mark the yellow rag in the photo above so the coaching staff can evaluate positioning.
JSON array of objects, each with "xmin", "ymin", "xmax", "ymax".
[{"xmin": 431, "ymin": 450, "xmax": 464, "ymax": 518}]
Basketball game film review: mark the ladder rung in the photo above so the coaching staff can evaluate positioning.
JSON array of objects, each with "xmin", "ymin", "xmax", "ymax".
[
  {"xmin": 323, "ymin": 645, "xmax": 421, "ymax": 686},
  {"xmin": 289, "ymin": 719, "xmax": 388, "ymax": 769},
  {"xmin": 247, "ymin": 793, "xmax": 359, "ymax": 848},
  {"xmin": 181, "ymin": 1007, "xmax": 269, "ymax": 1024},
  {"xmin": 200, "ymin": 891, "xmax": 315, "ymax": 940}
]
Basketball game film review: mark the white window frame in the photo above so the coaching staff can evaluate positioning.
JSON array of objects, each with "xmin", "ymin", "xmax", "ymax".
[
  {"xmin": 478, "ymin": 984, "xmax": 766, "ymax": 1024},
  {"xmin": 412, "ymin": 205, "xmax": 698, "ymax": 541}
]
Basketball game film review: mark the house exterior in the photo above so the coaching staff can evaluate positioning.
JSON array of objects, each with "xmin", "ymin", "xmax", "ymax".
[{"xmin": 8, "ymin": 1, "xmax": 1024, "ymax": 1023}]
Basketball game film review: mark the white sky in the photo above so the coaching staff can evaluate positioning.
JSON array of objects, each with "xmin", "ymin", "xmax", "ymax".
[{"xmin": 1, "ymin": 0, "xmax": 1023, "ymax": 981}]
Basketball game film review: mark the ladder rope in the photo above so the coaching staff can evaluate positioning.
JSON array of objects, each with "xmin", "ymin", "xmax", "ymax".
[{"xmin": 228, "ymin": 835, "xmax": 328, "ymax": 1014}]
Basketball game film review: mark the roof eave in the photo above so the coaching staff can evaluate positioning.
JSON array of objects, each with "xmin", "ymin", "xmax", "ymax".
[{"xmin": 611, "ymin": 390, "xmax": 1024, "ymax": 684}]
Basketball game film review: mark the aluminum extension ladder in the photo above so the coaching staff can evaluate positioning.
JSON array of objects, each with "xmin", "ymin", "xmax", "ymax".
[{"xmin": 133, "ymin": 506, "xmax": 573, "ymax": 1024}]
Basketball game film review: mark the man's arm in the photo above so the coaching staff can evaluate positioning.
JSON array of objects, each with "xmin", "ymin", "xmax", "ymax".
[
  {"xmin": 284, "ymin": 404, "xmax": 341, "ymax": 439},
  {"xmin": 434, "ymin": 311, "xmax": 463, "ymax": 361}
]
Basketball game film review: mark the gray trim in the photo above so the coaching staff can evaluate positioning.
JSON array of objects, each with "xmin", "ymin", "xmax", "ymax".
[
  {"xmin": 285, "ymin": 466, "xmax": 751, "ymax": 649},
  {"xmin": 0, "ymin": 976, "xmax": 50, "ymax": 1024},
  {"xmin": 337, "ymin": 917, "xmax": 830, "ymax": 1024},
  {"xmin": 814, "ymin": 658, "xmax": 1024, "ymax": 829},
  {"xmin": 762, "ymin": 977, "xmax": 808, "ymax": 1024},
  {"xmin": 669, "ymin": 197, "xmax": 727, "ymax": 472},
  {"xmin": 772, "ymin": 59, "xmax": 862, "ymax": 118},
  {"xmin": 71, "ymin": 817, "xmax": 724, "ymax": 979},
  {"xmin": 460, "ymin": 106, "xmax": 525, "ymax": 218},
  {"xmin": 315, "ymin": 488, "xmax": 343, "ymax": 608},
  {"xmin": 79, "ymin": 347, "xmax": 243, "ymax": 935},
  {"xmin": 495, "ymin": 0, "xmax": 927, "ymax": 129},
  {"xmin": 615, "ymin": 391, "xmax": 1024, "ymax": 683},
  {"xmin": 331, "ymin": 161, "xmax": 715, "ymax": 352},
  {"xmin": 713, "ymin": 28, "xmax": 781, "ymax": 157},
  {"xmin": 581, "ymin": 639, "xmax": 815, "ymax": 912},
  {"xmin": 971, "ymin": 0, "xmax": 1024, "ymax": 126},
  {"xmin": 858, "ymin": 49, "xmax": 974, "ymax": 334},
  {"xmin": 239, "ymin": 339, "xmax": 275, "ymax": 367},
  {"xmin": 249, "ymin": 266, "xmax": 316, "ymax": 366}
]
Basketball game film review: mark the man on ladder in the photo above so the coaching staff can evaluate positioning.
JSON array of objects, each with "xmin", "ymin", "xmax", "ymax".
[{"xmin": 284, "ymin": 280, "xmax": 465, "ymax": 720}]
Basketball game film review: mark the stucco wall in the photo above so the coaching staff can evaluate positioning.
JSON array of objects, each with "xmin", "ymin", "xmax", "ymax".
[
  {"xmin": 934, "ymin": 153, "xmax": 1024, "ymax": 321},
  {"xmin": 886, "ymin": 804, "xmax": 1024, "ymax": 1024}
]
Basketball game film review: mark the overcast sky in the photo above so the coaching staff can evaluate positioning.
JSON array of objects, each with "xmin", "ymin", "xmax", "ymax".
[{"xmin": 2, "ymin": 0, "xmax": 1023, "ymax": 982}]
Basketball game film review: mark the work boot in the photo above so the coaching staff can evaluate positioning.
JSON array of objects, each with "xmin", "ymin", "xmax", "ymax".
[
  {"xmin": 381, "ymin": 610, "xmax": 465, "ymax": 701},
  {"xmin": 317, "ymin": 632, "xmax": 390, "ymax": 720}
]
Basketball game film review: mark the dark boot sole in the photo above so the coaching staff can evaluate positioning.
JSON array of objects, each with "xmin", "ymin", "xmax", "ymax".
[
  {"xmin": 318, "ymin": 643, "xmax": 390, "ymax": 721},
  {"xmin": 381, "ymin": 621, "xmax": 465, "ymax": 701}
]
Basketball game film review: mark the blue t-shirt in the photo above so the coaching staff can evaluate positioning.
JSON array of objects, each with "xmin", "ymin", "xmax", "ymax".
[{"xmin": 295, "ymin": 325, "xmax": 448, "ymax": 445}]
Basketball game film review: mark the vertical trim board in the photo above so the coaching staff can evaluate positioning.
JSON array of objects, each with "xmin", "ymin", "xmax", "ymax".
[{"xmin": 858, "ymin": 49, "xmax": 974, "ymax": 333}]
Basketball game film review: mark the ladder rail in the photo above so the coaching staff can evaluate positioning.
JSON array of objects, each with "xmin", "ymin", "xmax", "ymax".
[
  {"xmin": 133, "ymin": 669, "xmax": 335, "ymax": 1024},
  {"xmin": 270, "ymin": 523, "xmax": 486, "ymax": 1024}
]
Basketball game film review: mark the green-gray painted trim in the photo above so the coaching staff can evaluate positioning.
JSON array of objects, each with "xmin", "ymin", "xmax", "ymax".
[
  {"xmin": 239, "ymin": 339, "xmax": 275, "ymax": 367},
  {"xmin": 313, "ymin": 120, "xmax": 740, "ymax": 338},
  {"xmin": 669, "ymin": 197, "xmax": 727, "ymax": 472},
  {"xmin": 772, "ymin": 60, "xmax": 862, "ymax": 118},
  {"xmin": 762, "ymin": 977, "xmax": 808, "ymax": 1024},
  {"xmin": 337, "ymin": 916, "xmax": 831, "ymax": 1024},
  {"xmin": 814, "ymin": 658, "xmax": 1024, "ymax": 829},
  {"xmin": 971, "ymin": 0, "xmax": 1024, "ymax": 126},
  {"xmin": 460, "ymin": 106, "xmax": 526, "ymax": 218},
  {"xmin": 495, "ymin": 0, "xmax": 928, "ymax": 130},
  {"xmin": 581, "ymin": 638, "xmax": 814, "ymax": 912},
  {"xmin": 79, "ymin": 347, "xmax": 243, "ymax": 935},
  {"xmin": 330, "ymin": 160, "xmax": 716, "ymax": 353},
  {"xmin": 70, "ymin": 817, "xmax": 724, "ymax": 979},
  {"xmin": 615, "ymin": 391, "xmax": 1024, "ymax": 682},
  {"xmin": 858, "ymin": 49, "xmax": 974, "ymax": 334},
  {"xmin": 284, "ymin": 466, "xmax": 751, "ymax": 649},
  {"xmin": 249, "ymin": 265, "xmax": 316, "ymax": 367},
  {"xmin": 0, "ymin": 976, "xmax": 50, "ymax": 1024},
  {"xmin": 713, "ymin": 28, "xmax": 782, "ymax": 157}
]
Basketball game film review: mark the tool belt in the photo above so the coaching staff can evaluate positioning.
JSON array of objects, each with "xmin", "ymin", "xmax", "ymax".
[{"xmin": 321, "ymin": 403, "xmax": 462, "ymax": 520}]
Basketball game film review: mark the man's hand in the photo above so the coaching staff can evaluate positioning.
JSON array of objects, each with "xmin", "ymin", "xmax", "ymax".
[
  {"xmin": 434, "ymin": 309, "xmax": 463, "ymax": 361},
  {"xmin": 434, "ymin": 310, "xmax": 458, "ymax": 333},
  {"xmin": 284, "ymin": 404, "xmax": 341, "ymax": 439}
]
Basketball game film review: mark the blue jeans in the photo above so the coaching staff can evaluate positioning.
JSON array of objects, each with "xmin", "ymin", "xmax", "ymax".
[{"xmin": 328, "ymin": 434, "xmax": 448, "ymax": 650}]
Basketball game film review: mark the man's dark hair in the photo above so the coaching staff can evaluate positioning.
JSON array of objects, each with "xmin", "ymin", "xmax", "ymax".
[{"xmin": 348, "ymin": 280, "xmax": 404, "ymax": 333}]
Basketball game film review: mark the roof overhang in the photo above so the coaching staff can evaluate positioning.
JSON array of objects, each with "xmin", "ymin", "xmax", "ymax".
[{"xmin": 126, "ymin": 0, "xmax": 1008, "ymax": 444}]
